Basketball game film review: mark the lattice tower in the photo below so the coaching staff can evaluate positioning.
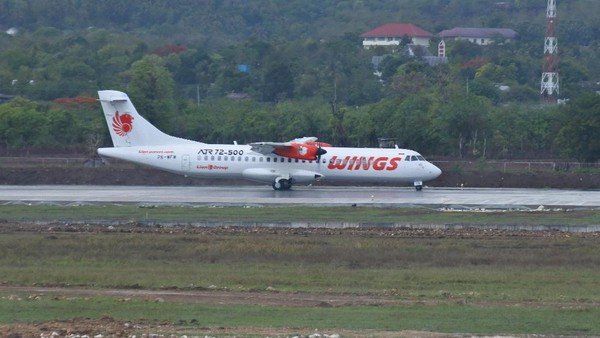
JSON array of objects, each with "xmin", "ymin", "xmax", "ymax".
[{"xmin": 541, "ymin": 0, "xmax": 559, "ymax": 103}]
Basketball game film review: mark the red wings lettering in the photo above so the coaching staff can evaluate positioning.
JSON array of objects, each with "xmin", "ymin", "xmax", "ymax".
[{"xmin": 327, "ymin": 156, "xmax": 402, "ymax": 171}]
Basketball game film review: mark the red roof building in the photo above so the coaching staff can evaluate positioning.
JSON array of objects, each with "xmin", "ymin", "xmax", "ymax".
[{"xmin": 361, "ymin": 23, "xmax": 433, "ymax": 49}]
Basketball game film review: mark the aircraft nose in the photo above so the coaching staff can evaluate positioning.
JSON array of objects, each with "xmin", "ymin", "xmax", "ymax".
[{"xmin": 429, "ymin": 163, "xmax": 442, "ymax": 179}]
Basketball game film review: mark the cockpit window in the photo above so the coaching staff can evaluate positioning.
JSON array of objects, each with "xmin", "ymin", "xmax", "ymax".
[
  {"xmin": 417, "ymin": 155, "xmax": 425, "ymax": 161},
  {"xmin": 411, "ymin": 155, "xmax": 418, "ymax": 161}
]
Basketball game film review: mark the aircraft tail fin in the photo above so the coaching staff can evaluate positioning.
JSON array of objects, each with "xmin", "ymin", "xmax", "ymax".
[{"xmin": 98, "ymin": 90, "xmax": 195, "ymax": 147}]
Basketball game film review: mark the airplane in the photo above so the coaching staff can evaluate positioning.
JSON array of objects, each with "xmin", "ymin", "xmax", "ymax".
[{"xmin": 97, "ymin": 90, "xmax": 442, "ymax": 191}]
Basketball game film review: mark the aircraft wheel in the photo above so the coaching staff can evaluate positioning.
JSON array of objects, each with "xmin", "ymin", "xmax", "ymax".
[
  {"xmin": 272, "ymin": 179, "xmax": 292, "ymax": 190},
  {"xmin": 281, "ymin": 179, "xmax": 292, "ymax": 190},
  {"xmin": 415, "ymin": 185, "xmax": 423, "ymax": 191}
]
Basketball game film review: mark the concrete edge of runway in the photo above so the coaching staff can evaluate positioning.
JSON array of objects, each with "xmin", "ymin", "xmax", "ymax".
[{"xmin": 1, "ymin": 185, "xmax": 600, "ymax": 210}]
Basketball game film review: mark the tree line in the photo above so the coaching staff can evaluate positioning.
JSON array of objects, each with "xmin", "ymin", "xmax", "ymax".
[{"xmin": 2, "ymin": 63, "xmax": 599, "ymax": 162}]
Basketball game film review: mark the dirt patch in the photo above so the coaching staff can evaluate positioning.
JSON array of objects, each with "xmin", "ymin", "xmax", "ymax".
[
  {"xmin": 3, "ymin": 221, "xmax": 599, "ymax": 239},
  {"xmin": 0, "ymin": 318, "xmax": 455, "ymax": 338}
]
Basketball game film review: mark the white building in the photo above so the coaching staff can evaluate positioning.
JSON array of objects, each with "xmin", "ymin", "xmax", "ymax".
[
  {"xmin": 361, "ymin": 23, "xmax": 433, "ymax": 49},
  {"xmin": 438, "ymin": 27, "xmax": 517, "ymax": 46}
]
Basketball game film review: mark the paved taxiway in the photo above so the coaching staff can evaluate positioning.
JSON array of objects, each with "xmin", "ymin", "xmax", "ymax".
[{"xmin": 1, "ymin": 185, "xmax": 600, "ymax": 209}]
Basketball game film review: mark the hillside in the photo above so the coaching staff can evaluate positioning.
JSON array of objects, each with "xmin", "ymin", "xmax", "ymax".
[
  {"xmin": 2, "ymin": 1, "xmax": 599, "ymax": 47},
  {"xmin": 1, "ymin": 1, "xmax": 600, "ymax": 162}
]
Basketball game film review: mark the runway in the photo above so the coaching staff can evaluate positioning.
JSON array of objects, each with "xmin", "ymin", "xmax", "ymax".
[{"xmin": 1, "ymin": 185, "xmax": 600, "ymax": 209}]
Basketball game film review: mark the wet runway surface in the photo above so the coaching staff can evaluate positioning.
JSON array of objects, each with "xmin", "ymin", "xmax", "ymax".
[{"xmin": 1, "ymin": 185, "xmax": 600, "ymax": 209}]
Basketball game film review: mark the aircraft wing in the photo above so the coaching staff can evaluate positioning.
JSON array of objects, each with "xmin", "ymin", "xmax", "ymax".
[
  {"xmin": 248, "ymin": 141, "xmax": 288, "ymax": 155},
  {"xmin": 248, "ymin": 137, "xmax": 318, "ymax": 155},
  {"xmin": 248, "ymin": 137, "xmax": 326, "ymax": 161}
]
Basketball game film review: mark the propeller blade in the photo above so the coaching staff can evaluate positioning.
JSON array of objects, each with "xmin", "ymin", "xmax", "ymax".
[{"xmin": 316, "ymin": 145, "xmax": 327, "ymax": 162}]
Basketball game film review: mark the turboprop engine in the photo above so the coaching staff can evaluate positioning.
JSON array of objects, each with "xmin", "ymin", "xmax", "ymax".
[{"xmin": 273, "ymin": 142, "xmax": 328, "ymax": 161}]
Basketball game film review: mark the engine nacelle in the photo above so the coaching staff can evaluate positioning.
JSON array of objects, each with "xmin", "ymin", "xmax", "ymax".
[
  {"xmin": 273, "ymin": 143, "xmax": 327, "ymax": 161},
  {"xmin": 242, "ymin": 168, "xmax": 280, "ymax": 183},
  {"xmin": 289, "ymin": 169, "xmax": 324, "ymax": 183},
  {"xmin": 242, "ymin": 168, "xmax": 323, "ymax": 185},
  {"xmin": 307, "ymin": 141, "xmax": 332, "ymax": 148}
]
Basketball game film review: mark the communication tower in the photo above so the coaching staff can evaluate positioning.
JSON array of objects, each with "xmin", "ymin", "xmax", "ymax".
[{"xmin": 541, "ymin": 0, "xmax": 559, "ymax": 103}]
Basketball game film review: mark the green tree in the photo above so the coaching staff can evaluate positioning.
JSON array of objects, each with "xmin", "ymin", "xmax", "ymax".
[
  {"xmin": 46, "ymin": 109, "xmax": 85, "ymax": 147},
  {"xmin": 435, "ymin": 95, "xmax": 492, "ymax": 158},
  {"xmin": 488, "ymin": 105, "xmax": 557, "ymax": 159},
  {"xmin": 272, "ymin": 99, "xmax": 331, "ymax": 141},
  {"xmin": 127, "ymin": 55, "xmax": 176, "ymax": 132},
  {"xmin": 0, "ymin": 97, "xmax": 49, "ymax": 152},
  {"xmin": 344, "ymin": 105, "xmax": 377, "ymax": 147},
  {"xmin": 556, "ymin": 92, "xmax": 600, "ymax": 162},
  {"xmin": 262, "ymin": 61, "xmax": 294, "ymax": 102}
]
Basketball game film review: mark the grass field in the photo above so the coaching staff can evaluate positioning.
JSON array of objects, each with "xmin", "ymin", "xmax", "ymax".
[
  {"xmin": 2, "ymin": 204, "xmax": 600, "ymax": 225},
  {"xmin": 1, "ymin": 205, "xmax": 600, "ymax": 336},
  {"xmin": 2, "ymin": 295, "xmax": 599, "ymax": 336}
]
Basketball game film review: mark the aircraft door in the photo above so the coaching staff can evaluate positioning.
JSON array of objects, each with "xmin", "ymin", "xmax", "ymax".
[{"xmin": 182, "ymin": 154, "xmax": 190, "ymax": 171}]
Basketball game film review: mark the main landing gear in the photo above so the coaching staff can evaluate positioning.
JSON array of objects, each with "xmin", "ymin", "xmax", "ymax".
[{"xmin": 272, "ymin": 178, "xmax": 292, "ymax": 191}]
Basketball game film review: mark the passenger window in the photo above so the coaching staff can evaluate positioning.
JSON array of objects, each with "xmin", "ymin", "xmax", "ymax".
[
  {"xmin": 288, "ymin": 158, "xmax": 292, "ymax": 163},
  {"xmin": 217, "ymin": 156, "xmax": 222, "ymax": 161},
  {"xmin": 259, "ymin": 157, "xmax": 263, "ymax": 162},
  {"xmin": 295, "ymin": 159, "xmax": 299, "ymax": 163},
  {"xmin": 267, "ymin": 157, "xmax": 271, "ymax": 162},
  {"xmin": 211, "ymin": 155, "xmax": 215, "ymax": 161}
]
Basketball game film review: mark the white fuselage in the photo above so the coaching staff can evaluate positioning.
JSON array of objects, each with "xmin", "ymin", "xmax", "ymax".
[
  {"xmin": 98, "ymin": 142, "xmax": 442, "ymax": 186},
  {"xmin": 96, "ymin": 90, "xmax": 441, "ymax": 190}
]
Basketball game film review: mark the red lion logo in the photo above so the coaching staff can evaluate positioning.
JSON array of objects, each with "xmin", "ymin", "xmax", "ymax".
[{"xmin": 112, "ymin": 111, "xmax": 134, "ymax": 137}]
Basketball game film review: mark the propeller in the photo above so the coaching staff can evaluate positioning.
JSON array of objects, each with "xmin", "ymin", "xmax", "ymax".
[{"xmin": 315, "ymin": 143, "xmax": 327, "ymax": 162}]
